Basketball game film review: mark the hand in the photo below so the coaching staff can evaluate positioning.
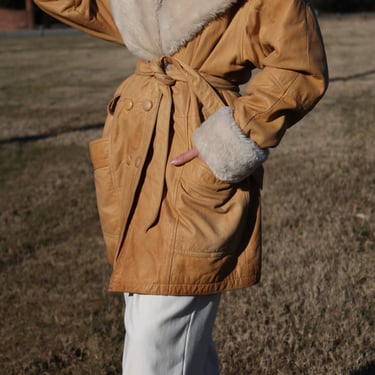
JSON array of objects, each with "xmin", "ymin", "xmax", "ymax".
[{"xmin": 170, "ymin": 147, "xmax": 199, "ymax": 166}]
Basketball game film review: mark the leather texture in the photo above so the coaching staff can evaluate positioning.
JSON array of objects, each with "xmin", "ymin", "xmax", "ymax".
[{"xmin": 34, "ymin": 0, "xmax": 328, "ymax": 294}]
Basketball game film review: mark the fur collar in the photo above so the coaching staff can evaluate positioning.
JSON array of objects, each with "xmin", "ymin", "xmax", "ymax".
[{"xmin": 110, "ymin": 0, "xmax": 238, "ymax": 60}]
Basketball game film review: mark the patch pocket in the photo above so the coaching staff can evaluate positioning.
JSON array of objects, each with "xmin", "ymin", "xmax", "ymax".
[
  {"xmin": 89, "ymin": 137, "xmax": 120, "ymax": 264},
  {"xmin": 175, "ymin": 158, "xmax": 247, "ymax": 256},
  {"xmin": 181, "ymin": 158, "xmax": 234, "ymax": 202}
]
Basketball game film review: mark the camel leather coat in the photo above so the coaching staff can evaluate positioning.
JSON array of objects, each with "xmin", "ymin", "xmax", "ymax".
[{"xmin": 34, "ymin": 0, "xmax": 328, "ymax": 295}]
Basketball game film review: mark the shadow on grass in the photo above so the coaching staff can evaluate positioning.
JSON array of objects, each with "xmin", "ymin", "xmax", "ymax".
[
  {"xmin": 2, "ymin": 69, "xmax": 375, "ymax": 145},
  {"xmin": 0, "ymin": 123, "xmax": 103, "ymax": 145},
  {"xmin": 350, "ymin": 361, "xmax": 375, "ymax": 375},
  {"xmin": 330, "ymin": 69, "xmax": 375, "ymax": 82}
]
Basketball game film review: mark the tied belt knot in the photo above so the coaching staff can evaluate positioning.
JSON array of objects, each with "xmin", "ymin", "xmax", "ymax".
[{"xmin": 136, "ymin": 56, "xmax": 239, "ymax": 114}]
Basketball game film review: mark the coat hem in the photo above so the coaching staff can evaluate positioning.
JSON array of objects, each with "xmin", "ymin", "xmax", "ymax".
[{"xmin": 108, "ymin": 274, "xmax": 260, "ymax": 296}]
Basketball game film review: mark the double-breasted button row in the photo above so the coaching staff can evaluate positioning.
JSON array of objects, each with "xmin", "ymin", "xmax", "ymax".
[{"xmin": 123, "ymin": 98, "xmax": 153, "ymax": 112}]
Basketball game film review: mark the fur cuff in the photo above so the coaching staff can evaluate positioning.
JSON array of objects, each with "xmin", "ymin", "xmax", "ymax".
[{"xmin": 193, "ymin": 107, "xmax": 269, "ymax": 182}]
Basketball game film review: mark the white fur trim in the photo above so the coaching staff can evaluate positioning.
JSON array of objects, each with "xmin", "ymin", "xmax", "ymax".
[
  {"xmin": 159, "ymin": 0, "xmax": 238, "ymax": 56},
  {"xmin": 110, "ymin": 0, "xmax": 237, "ymax": 60},
  {"xmin": 110, "ymin": 0, "xmax": 162, "ymax": 61},
  {"xmin": 193, "ymin": 107, "xmax": 269, "ymax": 182}
]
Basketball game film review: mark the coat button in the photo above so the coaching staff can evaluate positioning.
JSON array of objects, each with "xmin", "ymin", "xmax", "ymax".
[
  {"xmin": 134, "ymin": 157, "xmax": 142, "ymax": 168},
  {"xmin": 124, "ymin": 98, "xmax": 133, "ymax": 111},
  {"xmin": 143, "ymin": 99, "xmax": 153, "ymax": 111},
  {"xmin": 126, "ymin": 154, "xmax": 132, "ymax": 165}
]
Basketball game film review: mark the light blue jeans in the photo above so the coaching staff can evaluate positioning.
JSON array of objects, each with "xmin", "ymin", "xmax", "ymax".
[{"xmin": 122, "ymin": 293, "xmax": 221, "ymax": 375}]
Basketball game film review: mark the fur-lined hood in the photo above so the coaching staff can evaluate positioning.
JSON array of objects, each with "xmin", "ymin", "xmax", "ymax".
[{"xmin": 109, "ymin": 0, "xmax": 238, "ymax": 60}]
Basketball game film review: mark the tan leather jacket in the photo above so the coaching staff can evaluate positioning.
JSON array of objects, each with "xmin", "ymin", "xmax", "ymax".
[{"xmin": 34, "ymin": 0, "xmax": 328, "ymax": 295}]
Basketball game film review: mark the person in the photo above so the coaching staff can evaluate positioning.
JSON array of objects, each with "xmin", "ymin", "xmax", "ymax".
[{"xmin": 33, "ymin": 0, "xmax": 328, "ymax": 373}]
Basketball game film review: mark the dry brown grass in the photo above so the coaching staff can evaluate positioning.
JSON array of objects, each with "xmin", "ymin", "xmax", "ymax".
[{"xmin": 0, "ymin": 15, "xmax": 374, "ymax": 374}]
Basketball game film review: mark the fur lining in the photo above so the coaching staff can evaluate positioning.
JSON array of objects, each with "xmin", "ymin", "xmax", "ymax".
[
  {"xmin": 110, "ymin": 0, "xmax": 237, "ymax": 60},
  {"xmin": 193, "ymin": 107, "xmax": 269, "ymax": 182}
]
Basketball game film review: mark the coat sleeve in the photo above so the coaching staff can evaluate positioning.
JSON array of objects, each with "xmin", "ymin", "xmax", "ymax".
[
  {"xmin": 234, "ymin": 0, "xmax": 329, "ymax": 148},
  {"xmin": 33, "ymin": 0, "xmax": 123, "ymax": 44},
  {"xmin": 193, "ymin": 0, "xmax": 328, "ymax": 182}
]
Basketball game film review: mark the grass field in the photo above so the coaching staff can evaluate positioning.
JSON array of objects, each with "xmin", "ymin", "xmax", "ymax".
[{"xmin": 0, "ymin": 15, "xmax": 374, "ymax": 374}]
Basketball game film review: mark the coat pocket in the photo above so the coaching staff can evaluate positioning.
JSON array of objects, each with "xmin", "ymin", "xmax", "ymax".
[
  {"xmin": 89, "ymin": 137, "xmax": 120, "ymax": 264},
  {"xmin": 174, "ymin": 158, "xmax": 249, "ymax": 256}
]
